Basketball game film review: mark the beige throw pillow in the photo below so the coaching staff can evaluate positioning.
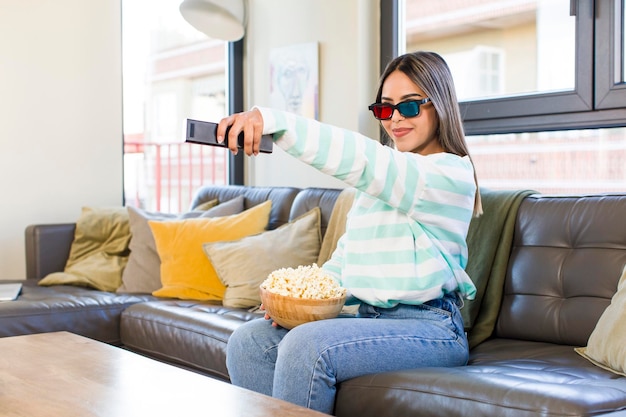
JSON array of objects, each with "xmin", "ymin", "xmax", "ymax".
[
  {"xmin": 203, "ymin": 208, "xmax": 322, "ymax": 308},
  {"xmin": 575, "ymin": 265, "xmax": 626, "ymax": 376},
  {"xmin": 117, "ymin": 196, "xmax": 244, "ymax": 293}
]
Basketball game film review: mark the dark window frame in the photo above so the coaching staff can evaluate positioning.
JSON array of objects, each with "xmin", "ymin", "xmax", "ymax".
[
  {"xmin": 228, "ymin": 40, "xmax": 244, "ymax": 185},
  {"xmin": 596, "ymin": 0, "xmax": 626, "ymax": 109},
  {"xmin": 381, "ymin": 0, "xmax": 626, "ymax": 136}
]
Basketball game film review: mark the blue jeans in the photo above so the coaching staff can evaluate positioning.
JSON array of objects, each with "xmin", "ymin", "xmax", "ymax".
[{"xmin": 226, "ymin": 293, "xmax": 468, "ymax": 415}]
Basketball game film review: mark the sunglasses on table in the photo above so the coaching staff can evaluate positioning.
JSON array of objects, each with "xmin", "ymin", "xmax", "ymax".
[{"xmin": 368, "ymin": 98, "xmax": 431, "ymax": 120}]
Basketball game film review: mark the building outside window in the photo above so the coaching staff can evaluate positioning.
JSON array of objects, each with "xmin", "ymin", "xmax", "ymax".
[
  {"xmin": 444, "ymin": 46, "xmax": 504, "ymax": 100},
  {"xmin": 403, "ymin": 0, "xmax": 626, "ymax": 194},
  {"xmin": 122, "ymin": 0, "xmax": 230, "ymax": 213}
]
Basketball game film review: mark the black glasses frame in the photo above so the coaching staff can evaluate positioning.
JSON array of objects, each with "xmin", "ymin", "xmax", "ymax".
[{"xmin": 368, "ymin": 98, "xmax": 431, "ymax": 120}]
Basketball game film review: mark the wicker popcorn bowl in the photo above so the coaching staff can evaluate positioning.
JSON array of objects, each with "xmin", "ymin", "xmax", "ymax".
[{"xmin": 259, "ymin": 286, "xmax": 346, "ymax": 330}]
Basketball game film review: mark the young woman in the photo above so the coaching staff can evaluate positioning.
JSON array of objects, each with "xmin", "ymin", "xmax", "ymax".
[{"xmin": 218, "ymin": 51, "xmax": 482, "ymax": 415}]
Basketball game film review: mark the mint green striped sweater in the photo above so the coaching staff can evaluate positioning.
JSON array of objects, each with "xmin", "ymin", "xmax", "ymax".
[{"xmin": 259, "ymin": 107, "xmax": 477, "ymax": 308}]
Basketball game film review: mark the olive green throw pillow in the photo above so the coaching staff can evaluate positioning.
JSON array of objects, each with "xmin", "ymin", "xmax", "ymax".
[
  {"xmin": 575, "ymin": 265, "xmax": 626, "ymax": 376},
  {"xmin": 39, "ymin": 206, "xmax": 131, "ymax": 292},
  {"xmin": 203, "ymin": 208, "xmax": 322, "ymax": 308}
]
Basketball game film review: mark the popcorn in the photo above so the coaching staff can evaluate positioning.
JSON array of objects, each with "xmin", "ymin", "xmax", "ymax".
[{"xmin": 261, "ymin": 264, "xmax": 346, "ymax": 299}]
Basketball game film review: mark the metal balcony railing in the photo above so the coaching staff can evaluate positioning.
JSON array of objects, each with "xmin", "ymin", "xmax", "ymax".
[
  {"xmin": 124, "ymin": 141, "xmax": 229, "ymax": 213},
  {"xmin": 124, "ymin": 129, "xmax": 626, "ymax": 214}
]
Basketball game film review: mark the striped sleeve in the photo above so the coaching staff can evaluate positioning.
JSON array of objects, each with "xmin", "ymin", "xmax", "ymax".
[
  {"xmin": 257, "ymin": 107, "xmax": 477, "ymax": 307},
  {"xmin": 257, "ymin": 106, "xmax": 475, "ymax": 222}
]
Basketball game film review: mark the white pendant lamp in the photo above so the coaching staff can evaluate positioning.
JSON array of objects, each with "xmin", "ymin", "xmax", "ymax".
[{"xmin": 179, "ymin": 0, "xmax": 246, "ymax": 41}]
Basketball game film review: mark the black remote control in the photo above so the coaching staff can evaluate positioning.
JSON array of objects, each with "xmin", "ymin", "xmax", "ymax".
[{"xmin": 184, "ymin": 119, "xmax": 273, "ymax": 153}]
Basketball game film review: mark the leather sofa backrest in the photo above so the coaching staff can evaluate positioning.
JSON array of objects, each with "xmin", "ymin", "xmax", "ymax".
[
  {"xmin": 25, "ymin": 223, "xmax": 76, "ymax": 279},
  {"xmin": 495, "ymin": 194, "xmax": 626, "ymax": 346},
  {"xmin": 190, "ymin": 185, "xmax": 301, "ymax": 230},
  {"xmin": 191, "ymin": 185, "xmax": 344, "ymax": 238},
  {"xmin": 289, "ymin": 187, "xmax": 343, "ymax": 238}
]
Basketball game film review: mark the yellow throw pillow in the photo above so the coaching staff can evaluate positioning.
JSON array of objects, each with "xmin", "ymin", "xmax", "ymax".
[
  {"xmin": 150, "ymin": 200, "xmax": 272, "ymax": 300},
  {"xmin": 39, "ymin": 206, "xmax": 130, "ymax": 292},
  {"xmin": 203, "ymin": 208, "xmax": 321, "ymax": 308},
  {"xmin": 118, "ymin": 196, "xmax": 244, "ymax": 294},
  {"xmin": 575, "ymin": 265, "xmax": 626, "ymax": 376}
]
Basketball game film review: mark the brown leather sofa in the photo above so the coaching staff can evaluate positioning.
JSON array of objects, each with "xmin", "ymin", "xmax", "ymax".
[{"xmin": 5, "ymin": 185, "xmax": 626, "ymax": 416}]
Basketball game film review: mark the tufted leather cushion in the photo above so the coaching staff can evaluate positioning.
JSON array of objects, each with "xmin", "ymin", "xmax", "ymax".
[
  {"xmin": 0, "ymin": 279, "xmax": 155, "ymax": 345},
  {"xmin": 121, "ymin": 300, "xmax": 263, "ymax": 380},
  {"xmin": 495, "ymin": 194, "xmax": 626, "ymax": 346},
  {"xmin": 336, "ymin": 338, "xmax": 626, "ymax": 417}
]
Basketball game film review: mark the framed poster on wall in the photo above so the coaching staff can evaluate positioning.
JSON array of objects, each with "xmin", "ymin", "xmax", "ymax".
[{"xmin": 269, "ymin": 42, "xmax": 319, "ymax": 119}]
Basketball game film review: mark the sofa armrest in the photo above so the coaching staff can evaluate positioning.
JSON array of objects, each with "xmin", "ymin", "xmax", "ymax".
[{"xmin": 24, "ymin": 223, "xmax": 76, "ymax": 279}]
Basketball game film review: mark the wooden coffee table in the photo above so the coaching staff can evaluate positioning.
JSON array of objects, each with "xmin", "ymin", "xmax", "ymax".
[{"xmin": 0, "ymin": 331, "xmax": 328, "ymax": 417}]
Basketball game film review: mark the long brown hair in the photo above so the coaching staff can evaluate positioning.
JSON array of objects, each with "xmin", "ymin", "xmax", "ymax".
[{"xmin": 375, "ymin": 51, "xmax": 483, "ymax": 216}]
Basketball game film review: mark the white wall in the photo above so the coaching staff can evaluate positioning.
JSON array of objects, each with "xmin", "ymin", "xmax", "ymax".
[
  {"xmin": 0, "ymin": 0, "xmax": 381, "ymax": 278},
  {"xmin": 243, "ymin": 0, "xmax": 381, "ymax": 188},
  {"xmin": 0, "ymin": 0, "xmax": 123, "ymax": 279}
]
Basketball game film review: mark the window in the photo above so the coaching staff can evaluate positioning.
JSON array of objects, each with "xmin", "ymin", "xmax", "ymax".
[
  {"xmin": 122, "ymin": 0, "xmax": 240, "ymax": 213},
  {"xmin": 467, "ymin": 127, "xmax": 626, "ymax": 193},
  {"xmin": 381, "ymin": 0, "xmax": 626, "ymax": 194},
  {"xmin": 404, "ymin": 0, "xmax": 576, "ymax": 102},
  {"xmin": 445, "ymin": 47, "xmax": 504, "ymax": 101}
]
